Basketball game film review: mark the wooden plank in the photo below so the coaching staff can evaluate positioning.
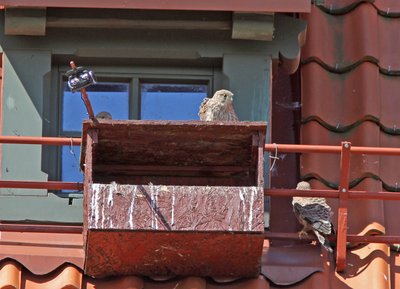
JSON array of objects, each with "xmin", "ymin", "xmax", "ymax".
[
  {"xmin": 83, "ymin": 129, "xmax": 97, "ymax": 246},
  {"xmin": 85, "ymin": 231, "xmax": 264, "ymax": 278},
  {"xmin": 93, "ymin": 164, "xmax": 249, "ymax": 173},
  {"xmin": 81, "ymin": 120, "xmax": 267, "ymax": 172},
  {"xmin": 232, "ymin": 13, "xmax": 274, "ymax": 41},
  {"xmin": 257, "ymin": 132, "xmax": 265, "ymax": 187},
  {"xmin": 47, "ymin": 17, "xmax": 231, "ymax": 30},
  {"xmin": 250, "ymin": 134, "xmax": 259, "ymax": 185},
  {"xmin": 93, "ymin": 175, "xmax": 253, "ymax": 187},
  {"xmin": 87, "ymin": 183, "xmax": 264, "ymax": 232},
  {"xmin": 5, "ymin": 8, "xmax": 46, "ymax": 36},
  {"xmin": 336, "ymin": 142, "xmax": 351, "ymax": 272}
]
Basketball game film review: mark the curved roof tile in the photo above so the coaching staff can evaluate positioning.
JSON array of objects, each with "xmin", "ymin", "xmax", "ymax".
[
  {"xmin": 0, "ymin": 231, "xmax": 84, "ymax": 275},
  {"xmin": 318, "ymin": 0, "xmax": 400, "ymax": 15},
  {"xmin": 301, "ymin": 4, "xmax": 400, "ymax": 71},
  {"xmin": 301, "ymin": 122, "xmax": 400, "ymax": 189},
  {"xmin": 302, "ymin": 62, "xmax": 400, "ymax": 131}
]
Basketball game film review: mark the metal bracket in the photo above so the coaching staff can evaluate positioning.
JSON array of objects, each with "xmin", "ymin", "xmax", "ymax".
[{"xmin": 336, "ymin": 141, "xmax": 351, "ymax": 272}]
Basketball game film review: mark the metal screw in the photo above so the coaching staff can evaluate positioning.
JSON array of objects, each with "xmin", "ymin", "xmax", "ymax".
[
  {"xmin": 342, "ymin": 188, "xmax": 346, "ymax": 193},
  {"xmin": 343, "ymin": 143, "xmax": 349, "ymax": 148}
]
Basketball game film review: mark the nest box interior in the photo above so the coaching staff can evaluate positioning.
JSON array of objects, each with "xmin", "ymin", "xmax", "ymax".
[{"xmin": 80, "ymin": 120, "xmax": 267, "ymax": 278}]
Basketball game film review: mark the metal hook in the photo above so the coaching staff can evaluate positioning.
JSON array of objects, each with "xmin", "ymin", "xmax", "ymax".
[{"xmin": 269, "ymin": 143, "xmax": 280, "ymax": 172}]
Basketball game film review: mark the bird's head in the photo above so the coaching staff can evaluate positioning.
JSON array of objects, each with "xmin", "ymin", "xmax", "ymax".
[
  {"xmin": 213, "ymin": 89, "xmax": 234, "ymax": 105},
  {"xmin": 296, "ymin": 181, "xmax": 311, "ymax": 190}
]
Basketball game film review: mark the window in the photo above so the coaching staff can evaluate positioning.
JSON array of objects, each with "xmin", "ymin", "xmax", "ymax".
[
  {"xmin": 61, "ymin": 82, "xmax": 130, "ymax": 184},
  {"xmin": 140, "ymin": 83, "xmax": 207, "ymax": 120},
  {"xmin": 59, "ymin": 73, "xmax": 210, "ymax": 185}
]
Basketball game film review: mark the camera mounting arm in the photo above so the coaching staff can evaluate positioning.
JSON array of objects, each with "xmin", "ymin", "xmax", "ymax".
[{"xmin": 66, "ymin": 61, "xmax": 96, "ymax": 121}]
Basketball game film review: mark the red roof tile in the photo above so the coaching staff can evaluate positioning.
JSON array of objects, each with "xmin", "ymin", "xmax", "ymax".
[
  {"xmin": 271, "ymin": 0, "xmax": 400, "ymax": 288},
  {"xmin": 319, "ymin": 0, "xmax": 400, "ymax": 14},
  {"xmin": 301, "ymin": 62, "xmax": 400, "ymax": 130},
  {"xmin": 0, "ymin": 230, "xmax": 83, "ymax": 275},
  {"xmin": 301, "ymin": 4, "xmax": 400, "ymax": 73}
]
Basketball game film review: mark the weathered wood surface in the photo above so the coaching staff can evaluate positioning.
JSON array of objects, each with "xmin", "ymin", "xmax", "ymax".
[
  {"xmin": 85, "ymin": 230, "xmax": 264, "ymax": 278},
  {"xmin": 81, "ymin": 120, "xmax": 267, "ymax": 167},
  {"xmin": 81, "ymin": 120, "xmax": 267, "ymax": 186},
  {"xmin": 81, "ymin": 121, "xmax": 267, "ymax": 278},
  {"xmin": 86, "ymin": 183, "xmax": 264, "ymax": 232}
]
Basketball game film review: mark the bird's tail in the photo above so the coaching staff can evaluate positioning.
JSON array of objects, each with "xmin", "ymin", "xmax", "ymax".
[{"xmin": 314, "ymin": 230, "xmax": 333, "ymax": 253}]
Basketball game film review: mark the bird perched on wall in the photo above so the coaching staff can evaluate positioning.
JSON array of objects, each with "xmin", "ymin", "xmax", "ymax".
[
  {"xmin": 292, "ymin": 181, "xmax": 334, "ymax": 252},
  {"xmin": 198, "ymin": 89, "xmax": 239, "ymax": 121},
  {"xmin": 96, "ymin": 111, "xmax": 112, "ymax": 120}
]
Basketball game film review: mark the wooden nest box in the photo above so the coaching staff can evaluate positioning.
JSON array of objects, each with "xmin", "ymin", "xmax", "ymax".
[{"xmin": 81, "ymin": 120, "xmax": 267, "ymax": 278}]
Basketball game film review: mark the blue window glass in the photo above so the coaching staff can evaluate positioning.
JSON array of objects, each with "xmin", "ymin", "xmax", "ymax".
[
  {"xmin": 61, "ymin": 82, "xmax": 129, "ymax": 186},
  {"xmin": 62, "ymin": 82, "xmax": 129, "ymax": 131},
  {"xmin": 60, "ymin": 80, "xmax": 209, "ymax": 186},
  {"xmin": 61, "ymin": 145, "xmax": 83, "ymax": 183},
  {"xmin": 140, "ymin": 83, "xmax": 207, "ymax": 120}
]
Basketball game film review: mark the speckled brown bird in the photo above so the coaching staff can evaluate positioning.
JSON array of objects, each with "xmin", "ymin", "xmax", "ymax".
[
  {"xmin": 292, "ymin": 181, "xmax": 334, "ymax": 252},
  {"xmin": 198, "ymin": 89, "xmax": 239, "ymax": 121},
  {"xmin": 96, "ymin": 111, "xmax": 112, "ymax": 120}
]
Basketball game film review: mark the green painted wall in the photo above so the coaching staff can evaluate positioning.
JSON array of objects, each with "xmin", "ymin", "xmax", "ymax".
[
  {"xmin": 0, "ymin": 11, "xmax": 302, "ymax": 223},
  {"xmin": 2, "ymin": 50, "xmax": 50, "ymax": 196}
]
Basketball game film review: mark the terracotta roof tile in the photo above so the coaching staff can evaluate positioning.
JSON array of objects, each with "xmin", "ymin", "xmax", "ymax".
[
  {"xmin": 261, "ymin": 244, "xmax": 323, "ymax": 285},
  {"xmin": 0, "ymin": 260, "xmax": 20, "ymax": 289},
  {"xmin": 0, "ymin": 258, "xmax": 273, "ymax": 289},
  {"xmin": 24, "ymin": 265, "xmax": 82, "ymax": 289},
  {"xmin": 301, "ymin": 122, "xmax": 400, "ymax": 190},
  {"xmin": 302, "ymin": 62, "xmax": 400, "ymax": 131},
  {"xmin": 301, "ymin": 4, "xmax": 400, "ymax": 73},
  {"xmin": 0, "ymin": 235, "xmax": 398, "ymax": 289},
  {"xmin": 291, "ymin": 0, "xmax": 400, "ymax": 287},
  {"xmin": 318, "ymin": 0, "xmax": 400, "ymax": 14},
  {"xmin": 0, "ymin": 230, "xmax": 84, "ymax": 275}
]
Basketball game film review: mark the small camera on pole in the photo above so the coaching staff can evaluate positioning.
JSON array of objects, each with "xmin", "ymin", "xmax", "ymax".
[
  {"xmin": 66, "ymin": 61, "xmax": 96, "ymax": 120},
  {"xmin": 66, "ymin": 66, "xmax": 97, "ymax": 92}
]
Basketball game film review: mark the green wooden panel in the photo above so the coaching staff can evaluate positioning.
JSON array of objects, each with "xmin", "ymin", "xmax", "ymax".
[
  {"xmin": 222, "ymin": 54, "xmax": 270, "ymax": 122},
  {"xmin": 2, "ymin": 50, "xmax": 51, "ymax": 196},
  {"xmin": 0, "ymin": 194, "xmax": 83, "ymax": 223},
  {"xmin": 222, "ymin": 54, "xmax": 271, "ymax": 226}
]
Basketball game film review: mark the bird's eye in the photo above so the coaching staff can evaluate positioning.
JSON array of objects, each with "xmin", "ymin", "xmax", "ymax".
[{"xmin": 223, "ymin": 94, "xmax": 227, "ymax": 99}]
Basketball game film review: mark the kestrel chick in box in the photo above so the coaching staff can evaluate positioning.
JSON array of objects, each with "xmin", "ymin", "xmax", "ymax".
[{"xmin": 198, "ymin": 89, "xmax": 239, "ymax": 121}]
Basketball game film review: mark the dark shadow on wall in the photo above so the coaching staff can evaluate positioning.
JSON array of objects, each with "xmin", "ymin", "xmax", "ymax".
[{"xmin": 268, "ymin": 59, "xmax": 301, "ymax": 244}]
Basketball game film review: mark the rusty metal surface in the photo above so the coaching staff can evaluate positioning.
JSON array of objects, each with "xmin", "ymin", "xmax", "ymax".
[
  {"xmin": 87, "ymin": 183, "xmax": 263, "ymax": 232},
  {"xmin": 85, "ymin": 231, "xmax": 264, "ymax": 278}
]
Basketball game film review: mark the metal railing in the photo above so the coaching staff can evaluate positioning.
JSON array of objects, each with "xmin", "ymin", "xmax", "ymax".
[
  {"xmin": 264, "ymin": 142, "xmax": 400, "ymax": 272},
  {"xmin": 2, "ymin": 136, "xmax": 400, "ymax": 271}
]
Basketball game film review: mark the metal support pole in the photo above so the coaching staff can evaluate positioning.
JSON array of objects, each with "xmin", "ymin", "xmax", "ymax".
[
  {"xmin": 264, "ymin": 143, "xmax": 400, "ymax": 156},
  {"xmin": 0, "ymin": 136, "xmax": 81, "ymax": 145},
  {"xmin": 0, "ymin": 180, "xmax": 83, "ymax": 190},
  {"xmin": 69, "ymin": 61, "xmax": 95, "ymax": 121},
  {"xmin": 336, "ymin": 141, "xmax": 351, "ymax": 272}
]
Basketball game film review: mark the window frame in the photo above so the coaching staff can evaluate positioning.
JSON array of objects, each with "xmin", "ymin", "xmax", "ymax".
[{"xmin": 53, "ymin": 64, "xmax": 219, "ymax": 183}]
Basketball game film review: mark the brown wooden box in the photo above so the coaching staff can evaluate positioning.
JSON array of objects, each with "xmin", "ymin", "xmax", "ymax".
[{"xmin": 81, "ymin": 120, "xmax": 267, "ymax": 278}]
